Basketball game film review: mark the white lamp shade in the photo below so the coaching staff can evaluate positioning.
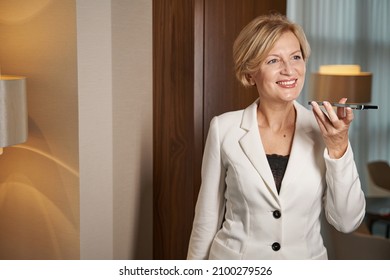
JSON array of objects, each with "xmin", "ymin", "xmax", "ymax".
[{"xmin": 0, "ymin": 75, "xmax": 28, "ymax": 147}]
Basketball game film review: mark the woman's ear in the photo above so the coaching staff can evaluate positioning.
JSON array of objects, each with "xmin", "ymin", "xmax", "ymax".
[{"xmin": 246, "ymin": 74, "xmax": 255, "ymax": 86}]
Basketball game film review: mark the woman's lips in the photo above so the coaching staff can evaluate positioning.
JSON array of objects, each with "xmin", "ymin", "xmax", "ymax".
[{"xmin": 276, "ymin": 79, "xmax": 297, "ymax": 88}]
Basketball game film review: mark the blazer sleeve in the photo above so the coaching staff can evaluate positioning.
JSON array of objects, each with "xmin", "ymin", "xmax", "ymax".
[
  {"xmin": 187, "ymin": 117, "xmax": 226, "ymax": 260},
  {"xmin": 323, "ymin": 142, "xmax": 366, "ymax": 233}
]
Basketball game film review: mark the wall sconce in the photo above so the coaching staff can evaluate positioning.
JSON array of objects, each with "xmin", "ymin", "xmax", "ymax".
[
  {"xmin": 0, "ymin": 75, "xmax": 28, "ymax": 155},
  {"xmin": 309, "ymin": 65, "xmax": 372, "ymax": 103}
]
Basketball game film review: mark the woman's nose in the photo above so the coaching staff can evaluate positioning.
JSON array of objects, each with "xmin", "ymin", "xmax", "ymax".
[{"xmin": 281, "ymin": 60, "xmax": 294, "ymax": 75}]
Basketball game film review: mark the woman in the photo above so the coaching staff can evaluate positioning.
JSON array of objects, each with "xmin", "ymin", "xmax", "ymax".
[{"xmin": 187, "ymin": 13, "xmax": 365, "ymax": 260}]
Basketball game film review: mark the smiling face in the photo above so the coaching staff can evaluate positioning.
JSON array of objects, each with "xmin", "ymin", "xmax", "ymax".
[{"xmin": 249, "ymin": 31, "xmax": 306, "ymax": 105}]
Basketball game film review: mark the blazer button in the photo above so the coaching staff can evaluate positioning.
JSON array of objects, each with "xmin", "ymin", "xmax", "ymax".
[
  {"xmin": 273, "ymin": 210, "xmax": 281, "ymax": 219},
  {"xmin": 272, "ymin": 242, "xmax": 281, "ymax": 251}
]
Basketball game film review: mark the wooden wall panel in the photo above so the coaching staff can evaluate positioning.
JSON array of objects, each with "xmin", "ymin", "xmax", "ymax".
[
  {"xmin": 153, "ymin": 0, "xmax": 286, "ymax": 260},
  {"xmin": 153, "ymin": 0, "xmax": 200, "ymax": 260},
  {"xmin": 203, "ymin": 0, "xmax": 287, "ymax": 138}
]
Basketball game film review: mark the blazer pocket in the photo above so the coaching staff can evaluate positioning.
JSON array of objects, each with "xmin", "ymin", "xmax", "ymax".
[{"xmin": 208, "ymin": 239, "xmax": 243, "ymax": 260}]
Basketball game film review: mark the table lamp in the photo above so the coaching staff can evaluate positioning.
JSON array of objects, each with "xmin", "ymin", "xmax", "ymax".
[
  {"xmin": 309, "ymin": 64, "xmax": 372, "ymax": 103},
  {"xmin": 0, "ymin": 75, "xmax": 28, "ymax": 155}
]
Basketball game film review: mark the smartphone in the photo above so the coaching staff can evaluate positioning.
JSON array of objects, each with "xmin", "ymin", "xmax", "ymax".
[{"xmin": 308, "ymin": 101, "xmax": 378, "ymax": 110}]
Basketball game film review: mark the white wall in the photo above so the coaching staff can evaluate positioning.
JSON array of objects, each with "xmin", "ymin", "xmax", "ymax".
[
  {"xmin": 77, "ymin": 0, "xmax": 114, "ymax": 259},
  {"xmin": 77, "ymin": 0, "xmax": 153, "ymax": 259},
  {"xmin": 111, "ymin": 0, "xmax": 153, "ymax": 260}
]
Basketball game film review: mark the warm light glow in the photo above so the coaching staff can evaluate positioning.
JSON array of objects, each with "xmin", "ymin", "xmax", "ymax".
[
  {"xmin": 318, "ymin": 64, "xmax": 371, "ymax": 76},
  {"xmin": 319, "ymin": 65, "xmax": 361, "ymax": 75},
  {"xmin": 13, "ymin": 144, "xmax": 79, "ymax": 177},
  {"xmin": 0, "ymin": 148, "xmax": 3, "ymax": 155},
  {"xmin": 0, "ymin": 75, "xmax": 25, "ymax": 80},
  {"xmin": 0, "ymin": 0, "xmax": 51, "ymax": 24}
]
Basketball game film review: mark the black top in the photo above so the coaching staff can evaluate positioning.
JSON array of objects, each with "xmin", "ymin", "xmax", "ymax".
[{"xmin": 266, "ymin": 154, "xmax": 289, "ymax": 194}]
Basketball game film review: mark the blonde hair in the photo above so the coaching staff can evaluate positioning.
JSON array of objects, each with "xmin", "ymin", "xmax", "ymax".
[{"xmin": 233, "ymin": 13, "xmax": 311, "ymax": 87}]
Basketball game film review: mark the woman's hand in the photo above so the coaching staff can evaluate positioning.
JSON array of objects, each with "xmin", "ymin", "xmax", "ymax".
[{"xmin": 311, "ymin": 98, "xmax": 353, "ymax": 159}]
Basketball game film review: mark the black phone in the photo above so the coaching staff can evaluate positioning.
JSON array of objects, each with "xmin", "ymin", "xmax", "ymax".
[{"xmin": 308, "ymin": 101, "xmax": 378, "ymax": 110}]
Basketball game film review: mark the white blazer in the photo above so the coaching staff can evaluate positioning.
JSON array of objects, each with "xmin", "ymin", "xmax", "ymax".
[{"xmin": 187, "ymin": 99, "xmax": 366, "ymax": 260}]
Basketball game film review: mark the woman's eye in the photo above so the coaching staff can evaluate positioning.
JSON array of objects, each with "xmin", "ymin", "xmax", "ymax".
[
  {"xmin": 293, "ymin": 55, "xmax": 302, "ymax": 60},
  {"xmin": 267, "ymin": 58, "xmax": 278, "ymax": 64}
]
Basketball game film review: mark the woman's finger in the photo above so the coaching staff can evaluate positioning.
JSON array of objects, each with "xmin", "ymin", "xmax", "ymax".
[
  {"xmin": 337, "ymin": 98, "xmax": 348, "ymax": 119},
  {"xmin": 312, "ymin": 109, "xmax": 328, "ymax": 134},
  {"xmin": 311, "ymin": 101, "xmax": 330, "ymax": 132},
  {"xmin": 344, "ymin": 107, "xmax": 354, "ymax": 124},
  {"xmin": 322, "ymin": 101, "xmax": 340, "ymax": 125}
]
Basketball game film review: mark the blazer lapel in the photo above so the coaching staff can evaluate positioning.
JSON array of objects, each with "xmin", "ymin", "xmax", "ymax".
[
  {"xmin": 280, "ymin": 101, "xmax": 316, "ymax": 192},
  {"xmin": 239, "ymin": 100, "xmax": 280, "ymax": 200}
]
